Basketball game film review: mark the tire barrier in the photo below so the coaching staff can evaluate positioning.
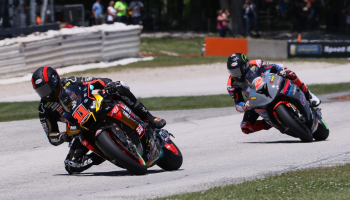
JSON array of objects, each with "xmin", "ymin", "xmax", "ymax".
[
  {"xmin": 0, "ymin": 42, "xmax": 26, "ymax": 79},
  {"xmin": 0, "ymin": 23, "xmax": 142, "ymax": 79}
]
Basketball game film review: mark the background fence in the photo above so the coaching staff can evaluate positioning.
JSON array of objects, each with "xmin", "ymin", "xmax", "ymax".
[{"xmin": 0, "ymin": 23, "xmax": 142, "ymax": 79}]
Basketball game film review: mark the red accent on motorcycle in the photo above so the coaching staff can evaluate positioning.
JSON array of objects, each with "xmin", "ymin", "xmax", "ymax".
[
  {"xmin": 107, "ymin": 105, "xmax": 122, "ymax": 120},
  {"xmin": 273, "ymin": 101, "xmax": 290, "ymax": 110},
  {"xmin": 82, "ymin": 139, "xmax": 95, "ymax": 151},
  {"xmin": 164, "ymin": 143, "xmax": 179, "ymax": 155},
  {"xmin": 43, "ymin": 66, "xmax": 49, "ymax": 82},
  {"xmin": 282, "ymin": 79, "xmax": 290, "ymax": 94}
]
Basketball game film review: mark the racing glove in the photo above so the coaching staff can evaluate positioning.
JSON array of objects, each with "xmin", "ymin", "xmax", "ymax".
[
  {"xmin": 236, "ymin": 101, "xmax": 251, "ymax": 113},
  {"xmin": 104, "ymin": 82, "xmax": 118, "ymax": 95},
  {"xmin": 277, "ymin": 67, "xmax": 290, "ymax": 78}
]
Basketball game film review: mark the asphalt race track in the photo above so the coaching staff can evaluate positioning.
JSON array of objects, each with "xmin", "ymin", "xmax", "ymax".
[{"xmin": 0, "ymin": 101, "xmax": 349, "ymax": 199}]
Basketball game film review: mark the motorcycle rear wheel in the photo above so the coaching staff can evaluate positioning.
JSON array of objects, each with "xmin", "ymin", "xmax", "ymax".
[
  {"xmin": 97, "ymin": 130, "xmax": 147, "ymax": 175},
  {"xmin": 313, "ymin": 119, "xmax": 329, "ymax": 141},
  {"xmin": 275, "ymin": 104, "xmax": 313, "ymax": 142}
]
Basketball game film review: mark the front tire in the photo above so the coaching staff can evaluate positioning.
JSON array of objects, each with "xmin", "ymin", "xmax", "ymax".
[
  {"xmin": 157, "ymin": 140, "xmax": 183, "ymax": 171},
  {"xmin": 96, "ymin": 130, "xmax": 147, "ymax": 175},
  {"xmin": 313, "ymin": 119, "xmax": 329, "ymax": 141},
  {"xmin": 275, "ymin": 104, "xmax": 313, "ymax": 142}
]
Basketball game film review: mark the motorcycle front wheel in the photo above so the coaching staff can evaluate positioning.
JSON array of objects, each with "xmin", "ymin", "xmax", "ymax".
[
  {"xmin": 275, "ymin": 104, "xmax": 313, "ymax": 142},
  {"xmin": 157, "ymin": 140, "xmax": 183, "ymax": 171}
]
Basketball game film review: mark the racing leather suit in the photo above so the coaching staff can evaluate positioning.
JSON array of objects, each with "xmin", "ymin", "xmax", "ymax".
[
  {"xmin": 38, "ymin": 76, "xmax": 154, "ymax": 174},
  {"xmin": 227, "ymin": 59, "xmax": 312, "ymax": 134}
]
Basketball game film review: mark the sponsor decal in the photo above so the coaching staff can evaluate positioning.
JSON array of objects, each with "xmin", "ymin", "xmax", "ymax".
[
  {"xmin": 63, "ymin": 82, "xmax": 71, "ymax": 89},
  {"xmin": 107, "ymin": 106, "xmax": 119, "ymax": 117},
  {"xmin": 250, "ymin": 96, "xmax": 257, "ymax": 100},
  {"xmin": 270, "ymin": 75, "xmax": 275, "ymax": 83},
  {"xmin": 67, "ymin": 77, "xmax": 77, "ymax": 82},
  {"xmin": 41, "ymin": 122, "xmax": 48, "ymax": 130},
  {"xmin": 324, "ymin": 46, "xmax": 347, "ymax": 54},
  {"xmin": 253, "ymin": 77, "xmax": 263, "ymax": 90},
  {"xmin": 115, "ymin": 127, "xmax": 119, "ymax": 130},
  {"xmin": 85, "ymin": 77, "xmax": 92, "ymax": 81},
  {"xmin": 241, "ymin": 54, "xmax": 248, "ymax": 61},
  {"xmin": 84, "ymin": 99, "xmax": 88, "ymax": 103},
  {"xmin": 56, "ymin": 105, "xmax": 63, "ymax": 115},
  {"xmin": 44, "ymin": 102, "xmax": 51, "ymax": 108},
  {"xmin": 231, "ymin": 62, "xmax": 238, "ymax": 67},
  {"xmin": 35, "ymin": 79, "xmax": 42, "ymax": 84},
  {"xmin": 39, "ymin": 103, "xmax": 45, "ymax": 114},
  {"xmin": 291, "ymin": 44, "xmax": 322, "ymax": 55},
  {"xmin": 84, "ymin": 87, "xmax": 87, "ymax": 91},
  {"xmin": 293, "ymin": 85, "xmax": 297, "ymax": 95},
  {"xmin": 136, "ymin": 124, "xmax": 144, "ymax": 136},
  {"xmin": 300, "ymin": 95, "xmax": 306, "ymax": 105},
  {"xmin": 84, "ymin": 93, "xmax": 87, "ymax": 97}
]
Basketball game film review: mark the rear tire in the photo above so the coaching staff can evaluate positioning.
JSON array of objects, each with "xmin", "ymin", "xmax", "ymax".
[
  {"xmin": 313, "ymin": 119, "xmax": 329, "ymax": 141},
  {"xmin": 157, "ymin": 140, "xmax": 183, "ymax": 171},
  {"xmin": 275, "ymin": 104, "xmax": 313, "ymax": 142},
  {"xmin": 96, "ymin": 131, "xmax": 147, "ymax": 175}
]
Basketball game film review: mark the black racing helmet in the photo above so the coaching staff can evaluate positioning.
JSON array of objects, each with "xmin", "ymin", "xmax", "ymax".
[
  {"xmin": 227, "ymin": 53, "xmax": 249, "ymax": 82},
  {"xmin": 31, "ymin": 66, "xmax": 61, "ymax": 101}
]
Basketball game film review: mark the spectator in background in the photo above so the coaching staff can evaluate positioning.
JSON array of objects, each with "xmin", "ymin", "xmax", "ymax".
[
  {"xmin": 114, "ymin": 0, "xmax": 128, "ymax": 24},
  {"xmin": 92, "ymin": 0, "xmax": 103, "ymax": 25},
  {"xmin": 243, "ymin": 0, "xmax": 259, "ymax": 37},
  {"xmin": 129, "ymin": 0, "xmax": 144, "ymax": 25},
  {"xmin": 107, "ymin": 1, "xmax": 117, "ymax": 24},
  {"xmin": 276, "ymin": 0, "xmax": 288, "ymax": 18},
  {"xmin": 217, "ymin": 9, "xmax": 228, "ymax": 37},
  {"xmin": 223, "ymin": 9, "xmax": 236, "ymax": 38},
  {"xmin": 343, "ymin": 3, "xmax": 350, "ymax": 34}
]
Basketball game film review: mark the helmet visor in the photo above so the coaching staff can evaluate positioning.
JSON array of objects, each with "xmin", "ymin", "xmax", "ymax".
[
  {"xmin": 228, "ymin": 67, "xmax": 242, "ymax": 78},
  {"xmin": 34, "ymin": 78, "xmax": 59, "ymax": 99}
]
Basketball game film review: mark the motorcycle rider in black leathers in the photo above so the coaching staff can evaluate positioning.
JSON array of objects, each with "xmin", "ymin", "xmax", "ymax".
[
  {"xmin": 31, "ymin": 66, "xmax": 167, "ymax": 174},
  {"xmin": 226, "ymin": 53, "xmax": 321, "ymax": 134}
]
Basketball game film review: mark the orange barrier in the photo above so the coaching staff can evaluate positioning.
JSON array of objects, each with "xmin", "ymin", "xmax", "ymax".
[{"xmin": 205, "ymin": 37, "xmax": 248, "ymax": 57}]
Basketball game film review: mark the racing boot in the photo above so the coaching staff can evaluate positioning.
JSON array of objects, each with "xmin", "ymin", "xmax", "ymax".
[
  {"xmin": 286, "ymin": 70, "xmax": 321, "ymax": 107},
  {"xmin": 305, "ymin": 90, "xmax": 321, "ymax": 107},
  {"xmin": 133, "ymin": 100, "xmax": 166, "ymax": 129},
  {"xmin": 241, "ymin": 120, "xmax": 271, "ymax": 134},
  {"xmin": 64, "ymin": 152, "xmax": 105, "ymax": 174},
  {"xmin": 145, "ymin": 129, "xmax": 170, "ymax": 167}
]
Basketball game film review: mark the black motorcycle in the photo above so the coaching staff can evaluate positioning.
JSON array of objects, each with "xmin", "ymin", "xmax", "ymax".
[{"xmin": 61, "ymin": 84, "xmax": 183, "ymax": 175}]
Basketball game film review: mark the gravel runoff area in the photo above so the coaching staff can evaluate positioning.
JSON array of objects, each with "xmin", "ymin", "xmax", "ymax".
[{"xmin": 0, "ymin": 61, "xmax": 349, "ymax": 102}]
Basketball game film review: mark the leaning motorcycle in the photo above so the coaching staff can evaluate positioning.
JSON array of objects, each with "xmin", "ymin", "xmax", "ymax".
[
  {"xmin": 60, "ymin": 84, "xmax": 183, "ymax": 175},
  {"xmin": 246, "ymin": 70, "xmax": 329, "ymax": 142}
]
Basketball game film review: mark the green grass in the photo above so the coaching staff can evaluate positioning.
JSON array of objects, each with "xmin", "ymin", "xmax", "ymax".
[
  {"xmin": 156, "ymin": 164, "xmax": 350, "ymax": 200},
  {"xmin": 66, "ymin": 55, "xmax": 226, "ymax": 77},
  {"xmin": 140, "ymin": 37, "xmax": 205, "ymax": 55},
  {"xmin": 1, "ymin": 82, "xmax": 350, "ymax": 123},
  {"xmin": 0, "ymin": 101, "xmax": 39, "ymax": 122}
]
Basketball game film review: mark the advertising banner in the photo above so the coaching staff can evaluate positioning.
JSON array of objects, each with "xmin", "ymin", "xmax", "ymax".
[{"xmin": 288, "ymin": 41, "xmax": 350, "ymax": 58}]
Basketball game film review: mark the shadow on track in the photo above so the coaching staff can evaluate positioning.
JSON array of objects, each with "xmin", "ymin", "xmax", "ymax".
[
  {"xmin": 244, "ymin": 140, "xmax": 324, "ymax": 144},
  {"xmin": 55, "ymin": 169, "xmax": 184, "ymax": 176}
]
